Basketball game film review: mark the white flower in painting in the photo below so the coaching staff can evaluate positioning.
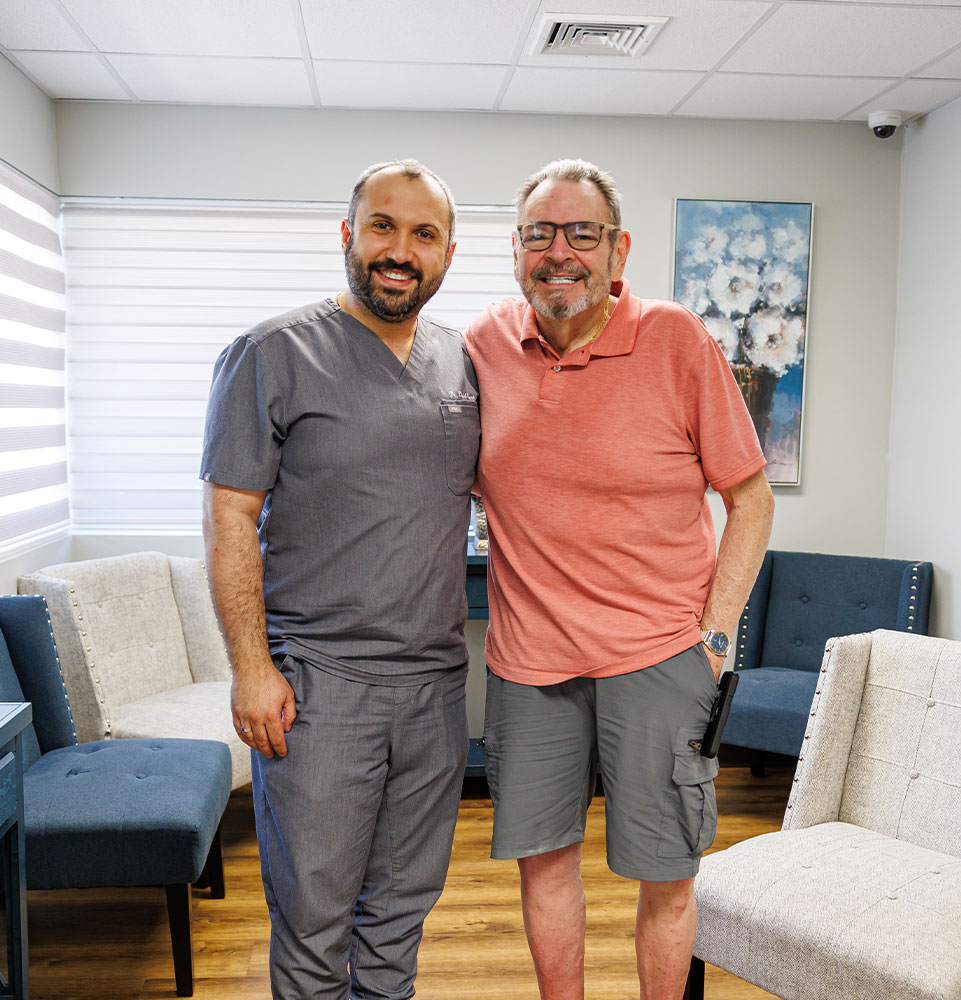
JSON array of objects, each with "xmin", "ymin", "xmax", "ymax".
[
  {"xmin": 761, "ymin": 262, "xmax": 803, "ymax": 309},
  {"xmin": 745, "ymin": 308, "xmax": 804, "ymax": 375},
  {"xmin": 771, "ymin": 220, "xmax": 809, "ymax": 264},
  {"xmin": 686, "ymin": 225, "xmax": 729, "ymax": 264},
  {"xmin": 736, "ymin": 211, "xmax": 763, "ymax": 232},
  {"xmin": 708, "ymin": 261, "xmax": 761, "ymax": 315},
  {"xmin": 679, "ymin": 278, "xmax": 712, "ymax": 314},
  {"xmin": 728, "ymin": 229, "xmax": 767, "ymax": 261},
  {"xmin": 703, "ymin": 315, "xmax": 739, "ymax": 361}
]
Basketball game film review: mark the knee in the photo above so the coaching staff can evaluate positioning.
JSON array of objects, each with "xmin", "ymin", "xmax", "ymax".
[
  {"xmin": 518, "ymin": 844, "xmax": 582, "ymax": 894},
  {"xmin": 639, "ymin": 878, "xmax": 695, "ymax": 921}
]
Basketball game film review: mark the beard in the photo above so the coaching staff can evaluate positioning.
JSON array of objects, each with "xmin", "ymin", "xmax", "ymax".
[
  {"xmin": 345, "ymin": 238, "xmax": 446, "ymax": 324},
  {"xmin": 518, "ymin": 251, "xmax": 615, "ymax": 321}
]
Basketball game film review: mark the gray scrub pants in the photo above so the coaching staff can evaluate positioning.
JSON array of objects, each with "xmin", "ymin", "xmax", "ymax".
[{"xmin": 252, "ymin": 656, "xmax": 469, "ymax": 1000}]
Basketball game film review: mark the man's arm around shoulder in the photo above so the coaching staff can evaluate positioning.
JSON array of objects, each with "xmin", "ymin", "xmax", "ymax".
[
  {"xmin": 202, "ymin": 482, "xmax": 295, "ymax": 758},
  {"xmin": 701, "ymin": 469, "xmax": 775, "ymax": 680}
]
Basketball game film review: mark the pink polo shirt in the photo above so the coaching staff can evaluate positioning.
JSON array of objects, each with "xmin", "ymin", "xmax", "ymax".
[{"xmin": 464, "ymin": 279, "xmax": 765, "ymax": 685}]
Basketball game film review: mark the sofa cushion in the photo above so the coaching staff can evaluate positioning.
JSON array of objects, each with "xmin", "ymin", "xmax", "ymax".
[
  {"xmin": 111, "ymin": 680, "xmax": 249, "ymax": 788},
  {"xmin": 695, "ymin": 822, "xmax": 961, "ymax": 1000},
  {"xmin": 25, "ymin": 737, "xmax": 231, "ymax": 890},
  {"xmin": 723, "ymin": 667, "xmax": 818, "ymax": 757}
]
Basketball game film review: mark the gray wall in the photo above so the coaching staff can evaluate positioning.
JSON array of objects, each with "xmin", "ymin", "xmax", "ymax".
[
  {"xmin": 887, "ymin": 94, "xmax": 961, "ymax": 638},
  {"xmin": 0, "ymin": 54, "xmax": 59, "ymax": 190}
]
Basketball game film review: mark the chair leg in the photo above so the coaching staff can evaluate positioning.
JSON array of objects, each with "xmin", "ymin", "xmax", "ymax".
[
  {"xmin": 195, "ymin": 822, "xmax": 225, "ymax": 899},
  {"xmin": 750, "ymin": 748, "xmax": 766, "ymax": 778},
  {"xmin": 684, "ymin": 955, "xmax": 705, "ymax": 1000},
  {"xmin": 164, "ymin": 882, "xmax": 194, "ymax": 997}
]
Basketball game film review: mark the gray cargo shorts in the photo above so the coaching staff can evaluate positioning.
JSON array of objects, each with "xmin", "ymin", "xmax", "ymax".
[{"xmin": 483, "ymin": 644, "xmax": 720, "ymax": 882}]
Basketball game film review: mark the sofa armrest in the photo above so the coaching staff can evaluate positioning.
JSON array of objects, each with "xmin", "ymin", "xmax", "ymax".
[{"xmin": 167, "ymin": 557, "xmax": 231, "ymax": 683}]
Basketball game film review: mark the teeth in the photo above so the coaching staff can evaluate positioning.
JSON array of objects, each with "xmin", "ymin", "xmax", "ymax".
[
  {"xmin": 543, "ymin": 276, "xmax": 579, "ymax": 284},
  {"xmin": 381, "ymin": 269, "xmax": 413, "ymax": 280}
]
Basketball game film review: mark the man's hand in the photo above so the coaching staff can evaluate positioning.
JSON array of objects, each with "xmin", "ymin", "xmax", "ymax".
[
  {"xmin": 232, "ymin": 663, "xmax": 296, "ymax": 758},
  {"xmin": 704, "ymin": 648, "xmax": 725, "ymax": 683}
]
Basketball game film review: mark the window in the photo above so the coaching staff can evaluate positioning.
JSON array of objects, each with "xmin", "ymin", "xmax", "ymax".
[
  {"xmin": 0, "ymin": 160, "xmax": 67, "ymax": 556},
  {"xmin": 61, "ymin": 200, "xmax": 517, "ymax": 533}
]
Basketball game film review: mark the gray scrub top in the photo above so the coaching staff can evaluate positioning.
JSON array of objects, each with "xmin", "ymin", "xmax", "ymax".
[{"xmin": 200, "ymin": 298, "xmax": 480, "ymax": 684}]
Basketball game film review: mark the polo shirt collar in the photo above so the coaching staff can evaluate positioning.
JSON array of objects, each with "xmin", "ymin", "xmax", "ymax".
[{"xmin": 519, "ymin": 278, "xmax": 640, "ymax": 358}]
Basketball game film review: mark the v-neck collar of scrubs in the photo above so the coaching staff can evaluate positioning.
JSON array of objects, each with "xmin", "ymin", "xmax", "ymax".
[{"xmin": 334, "ymin": 299, "xmax": 424, "ymax": 381}]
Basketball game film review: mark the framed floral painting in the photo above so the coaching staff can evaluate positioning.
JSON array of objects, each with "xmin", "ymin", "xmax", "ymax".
[{"xmin": 673, "ymin": 199, "xmax": 812, "ymax": 485}]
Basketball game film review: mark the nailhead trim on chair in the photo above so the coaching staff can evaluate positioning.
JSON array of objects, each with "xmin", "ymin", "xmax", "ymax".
[
  {"xmin": 785, "ymin": 636, "xmax": 836, "ymax": 809},
  {"xmin": 68, "ymin": 585, "xmax": 110, "ymax": 734},
  {"xmin": 906, "ymin": 563, "xmax": 920, "ymax": 631},
  {"xmin": 736, "ymin": 602, "xmax": 750, "ymax": 668}
]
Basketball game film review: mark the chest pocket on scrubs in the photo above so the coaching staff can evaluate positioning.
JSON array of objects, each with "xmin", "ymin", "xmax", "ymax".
[{"xmin": 439, "ymin": 399, "xmax": 480, "ymax": 496}]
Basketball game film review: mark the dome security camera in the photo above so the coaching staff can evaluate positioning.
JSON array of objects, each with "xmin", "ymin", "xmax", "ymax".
[{"xmin": 868, "ymin": 111, "xmax": 902, "ymax": 139}]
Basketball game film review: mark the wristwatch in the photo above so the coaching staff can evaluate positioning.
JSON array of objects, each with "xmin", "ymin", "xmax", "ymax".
[{"xmin": 701, "ymin": 629, "xmax": 731, "ymax": 657}]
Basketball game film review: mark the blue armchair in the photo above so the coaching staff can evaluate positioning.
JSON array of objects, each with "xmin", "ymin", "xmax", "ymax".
[
  {"xmin": 0, "ymin": 595, "xmax": 232, "ymax": 996},
  {"xmin": 723, "ymin": 550, "xmax": 933, "ymax": 772}
]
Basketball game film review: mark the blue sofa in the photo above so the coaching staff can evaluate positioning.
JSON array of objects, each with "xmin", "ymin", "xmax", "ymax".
[
  {"xmin": 723, "ymin": 550, "xmax": 933, "ymax": 770},
  {"xmin": 0, "ymin": 595, "xmax": 232, "ymax": 996}
]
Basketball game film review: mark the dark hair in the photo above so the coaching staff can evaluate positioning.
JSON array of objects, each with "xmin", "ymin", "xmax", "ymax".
[
  {"xmin": 348, "ymin": 159, "xmax": 456, "ymax": 244},
  {"xmin": 515, "ymin": 158, "xmax": 622, "ymax": 230}
]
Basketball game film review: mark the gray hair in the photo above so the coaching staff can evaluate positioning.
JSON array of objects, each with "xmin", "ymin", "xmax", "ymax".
[
  {"xmin": 514, "ymin": 158, "xmax": 622, "ymax": 230},
  {"xmin": 347, "ymin": 159, "xmax": 456, "ymax": 244}
]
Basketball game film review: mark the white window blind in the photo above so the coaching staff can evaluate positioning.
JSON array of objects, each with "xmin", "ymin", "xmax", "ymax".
[
  {"xmin": 61, "ymin": 200, "xmax": 518, "ymax": 533},
  {"xmin": 0, "ymin": 160, "xmax": 68, "ymax": 556}
]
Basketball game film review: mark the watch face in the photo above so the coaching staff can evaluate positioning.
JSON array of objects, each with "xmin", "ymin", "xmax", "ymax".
[{"xmin": 705, "ymin": 631, "xmax": 730, "ymax": 655}]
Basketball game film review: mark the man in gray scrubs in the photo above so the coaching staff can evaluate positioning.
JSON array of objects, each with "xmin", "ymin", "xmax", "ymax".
[{"xmin": 200, "ymin": 160, "xmax": 480, "ymax": 1000}]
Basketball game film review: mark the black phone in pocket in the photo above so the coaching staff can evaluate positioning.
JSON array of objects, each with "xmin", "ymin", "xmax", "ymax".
[{"xmin": 699, "ymin": 670, "xmax": 739, "ymax": 759}]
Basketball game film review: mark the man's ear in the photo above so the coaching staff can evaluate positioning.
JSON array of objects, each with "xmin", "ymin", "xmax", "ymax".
[
  {"xmin": 340, "ymin": 218, "xmax": 351, "ymax": 254},
  {"xmin": 446, "ymin": 241, "xmax": 456, "ymax": 270},
  {"xmin": 611, "ymin": 229, "xmax": 631, "ymax": 281}
]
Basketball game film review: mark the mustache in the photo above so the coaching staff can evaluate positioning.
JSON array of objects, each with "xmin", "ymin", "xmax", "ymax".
[
  {"xmin": 371, "ymin": 259, "xmax": 422, "ymax": 281},
  {"xmin": 531, "ymin": 263, "xmax": 588, "ymax": 282}
]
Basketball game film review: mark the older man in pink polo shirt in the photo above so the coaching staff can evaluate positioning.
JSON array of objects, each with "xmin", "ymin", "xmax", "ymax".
[{"xmin": 464, "ymin": 159, "xmax": 774, "ymax": 1000}]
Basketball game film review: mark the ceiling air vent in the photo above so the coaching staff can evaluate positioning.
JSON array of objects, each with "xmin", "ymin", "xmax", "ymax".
[{"xmin": 529, "ymin": 12, "xmax": 669, "ymax": 59}]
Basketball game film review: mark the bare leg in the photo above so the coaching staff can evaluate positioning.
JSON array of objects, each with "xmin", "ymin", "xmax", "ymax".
[
  {"xmin": 518, "ymin": 843, "xmax": 585, "ymax": 1000},
  {"xmin": 635, "ymin": 878, "xmax": 697, "ymax": 1000}
]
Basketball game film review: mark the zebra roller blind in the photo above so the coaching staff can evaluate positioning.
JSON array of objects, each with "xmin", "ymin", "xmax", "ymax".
[
  {"xmin": 61, "ymin": 200, "xmax": 517, "ymax": 533},
  {"xmin": 0, "ymin": 160, "xmax": 67, "ymax": 555}
]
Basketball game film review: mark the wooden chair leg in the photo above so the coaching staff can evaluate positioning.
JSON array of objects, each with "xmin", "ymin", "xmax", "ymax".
[
  {"xmin": 195, "ymin": 822, "xmax": 225, "ymax": 899},
  {"xmin": 684, "ymin": 955, "xmax": 705, "ymax": 1000},
  {"xmin": 750, "ymin": 748, "xmax": 766, "ymax": 777},
  {"xmin": 165, "ymin": 882, "xmax": 194, "ymax": 996}
]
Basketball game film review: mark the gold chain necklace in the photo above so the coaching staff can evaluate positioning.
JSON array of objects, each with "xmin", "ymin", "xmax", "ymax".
[{"xmin": 584, "ymin": 296, "xmax": 613, "ymax": 348}]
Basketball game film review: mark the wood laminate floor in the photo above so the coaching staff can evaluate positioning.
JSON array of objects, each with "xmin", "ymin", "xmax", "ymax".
[{"xmin": 26, "ymin": 765, "xmax": 793, "ymax": 999}]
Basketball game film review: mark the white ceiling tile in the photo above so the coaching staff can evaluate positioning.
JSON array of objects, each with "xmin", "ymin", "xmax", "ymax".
[
  {"xmin": 106, "ymin": 54, "xmax": 313, "ymax": 105},
  {"xmin": 843, "ymin": 77, "xmax": 961, "ymax": 119},
  {"xmin": 0, "ymin": 0, "xmax": 88, "ymax": 51},
  {"xmin": 10, "ymin": 50, "xmax": 130, "ymax": 99},
  {"xmin": 919, "ymin": 46, "xmax": 961, "ymax": 80},
  {"xmin": 519, "ymin": 0, "xmax": 773, "ymax": 70},
  {"xmin": 314, "ymin": 61, "xmax": 507, "ymax": 110},
  {"xmin": 723, "ymin": 2, "xmax": 961, "ymax": 77},
  {"xmin": 301, "ymin": 0, "xmax": 525, "ymax": 64},
  {"xmin": 500, "ymin": 67, "xmax": 703, "ymax": 115},
  {"xmin": 59, "ymin": 0, "xmax": 302, "ymax": 57},
  {"xmin": 676, "ymin": 72, "xmax": 893, "ymax": 121}
]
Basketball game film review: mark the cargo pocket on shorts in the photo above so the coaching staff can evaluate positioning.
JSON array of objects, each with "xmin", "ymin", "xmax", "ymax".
[
  {"xmin": 440, "ymin": 399, "xmax": 480, "ymax": 496},
  {"xmin": 656, "ymin": 727, "xmax": 720, "ymax": 859}
]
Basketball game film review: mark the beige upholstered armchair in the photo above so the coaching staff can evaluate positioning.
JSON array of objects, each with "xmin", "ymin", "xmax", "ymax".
[
  {"xmin": 18, "ymin": 551, "xmax": 250, "ymax": 789},
  {"xmin": 688, "ymin": 629, "xmax": 961, "ymax": 1000}
]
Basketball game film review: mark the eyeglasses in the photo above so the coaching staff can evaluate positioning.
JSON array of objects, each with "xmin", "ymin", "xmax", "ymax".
[{"xmin": 516, "ymin": 220, "xmax": 617, "ymax": 251}]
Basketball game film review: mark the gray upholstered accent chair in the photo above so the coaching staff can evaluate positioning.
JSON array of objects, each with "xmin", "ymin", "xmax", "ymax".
[
  {"xmin": 687, "ymin": 629, "xmax": 961, "ymax": 1000},
  {"xmin": 18, "ymin": 551, "xmax": 250, "ymax": 788},
  {"xmin": 0, "ymin": 594, "xmax": 232, "ymax": 997}
]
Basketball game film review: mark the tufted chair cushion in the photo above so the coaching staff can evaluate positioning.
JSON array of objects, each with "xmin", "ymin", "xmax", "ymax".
[{"xmin": 25, "ymin": 737, "xmax": 232, "ymax": 890}]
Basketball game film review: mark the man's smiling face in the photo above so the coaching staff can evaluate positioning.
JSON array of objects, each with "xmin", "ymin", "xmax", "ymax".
[
  {"xmin": 514, "ymin": 178, "xmax": 626, "ymax": 321},
  {"xmin": 343, "ymin": 167, "xmax": 453, "ymax": 324}
]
